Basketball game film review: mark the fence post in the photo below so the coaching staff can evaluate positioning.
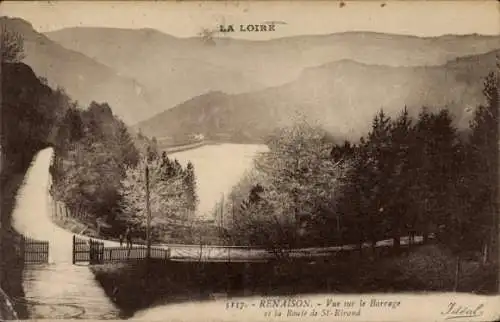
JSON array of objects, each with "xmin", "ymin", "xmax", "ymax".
[
  {"xmin": 53, "ymin": 199, "xmax": 57, "ymax": 218},
  {"xmin": 90, "ymin": 239, "xmax": 95, "ymax": 264},
  {"xmin": 20, "ymin": 236, "xmax": 26, "ymax": 263},
  {"xmin": 72, "ymin": 235, "xmax": 76, "ymax": 264},
  {"xmin": 51, "ymin": 198, "xmax": 54, "ymax": 218}
]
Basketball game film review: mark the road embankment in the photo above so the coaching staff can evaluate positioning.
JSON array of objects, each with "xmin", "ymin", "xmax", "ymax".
[{"xmin": 160, "ymin": 141, "xmax": 210, "ymax": 153}]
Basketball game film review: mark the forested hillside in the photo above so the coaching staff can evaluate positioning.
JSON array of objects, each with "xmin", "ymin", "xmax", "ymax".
[
  {"xmin": 136, "ymin": 50, "xmax": 500, "ymax": 142},
  {"xmin": 221, "ymin": 71, "xmax": 498, "ymax": 269},
  {"xmin": 1, "ymin": 17, "xmax": 157, "ymax": 124},
  {"xmin": 1, "ymin": 62, "xmax": 65, "ymax": 174},
  {"xmin": 50, "ymin": 105, "xmax": 199, "ymax": 242}
]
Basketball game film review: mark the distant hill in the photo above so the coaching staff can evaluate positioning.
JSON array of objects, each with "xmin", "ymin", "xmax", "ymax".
[
  {"xmin": 46, "ymin": 27, "xmax": 268, "ymax": 113},
  {"xmin": 135, "ymin": 49, "xmax": 500, "ymax": 143},
  {"xmin": 1, "ymin": 17, "xmax": 158, "ymax": 124},
  {"xmin": 47, "ymin": 27, "xmax": 500, "ymax": 113}
]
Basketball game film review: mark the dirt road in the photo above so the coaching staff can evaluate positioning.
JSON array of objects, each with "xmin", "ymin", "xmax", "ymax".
[{"xmin": 11, "ymin": 148, "xmax": 120, "ymax": 319}]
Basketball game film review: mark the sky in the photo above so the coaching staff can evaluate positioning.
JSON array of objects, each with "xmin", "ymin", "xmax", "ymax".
[{"xmin": 1, "ymin": 1, "xmax": 499, "ymax": 40}]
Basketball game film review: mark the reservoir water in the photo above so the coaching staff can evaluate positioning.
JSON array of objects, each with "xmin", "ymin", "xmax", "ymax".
[{"xmin": 169, "ymin": 143, "xmax": 268, "ymax": 219}]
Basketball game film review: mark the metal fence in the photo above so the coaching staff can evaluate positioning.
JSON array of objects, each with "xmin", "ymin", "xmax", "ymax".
[
  {"xmin": 72, "ymin": 235, "xmax": 171, "ymax": 264},
  {"xmin": 101, "ymin": 246, "xmax": 171, "ymax": 262},
  {"xmin": 73, "ymin": 235, "xmax": 91, "ymax": 264},
  {"xmin": 21, "ymin": 236, "xmax": 49, "ymax": 264}
]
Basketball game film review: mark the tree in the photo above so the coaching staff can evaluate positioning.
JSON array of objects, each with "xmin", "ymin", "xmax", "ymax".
[
  {"xmin": 225, "ymin": 119, "xmax": 346, "ymax": 256},
  {"xmin": 330, "ymin": 140, "xmax": 355, "ymax": 162},
  {"xmin": 230, "ymin": 184, "xmax": 298, "ymax": 260},
  {"xmin": 120, "ymin": 158, "xmax": 192, "ymax": 241},
  {"xmin": 114, "ymin": 120, "xmax": 140, "ymax": 168},
  {"xmin": 256, "ymin": 120, "xmax": 342, "ymax": 222},
  {"xmin": 335, "ymin": 136, "xmax": 375, "ymax": 252},
  {"xmin": 51, "ymin": 100, "xmax": 142, "ymax": 229},
  {"xmin": 405, "ymin": 107, "xmax": 455, "ymax": 244},
  {"xmin": 183, "ymin": 161, "xmax": 198, "ymax": 216},
  {"xmin": 388, "ymin": 107, "xmax": 414, "ymax": 249},
  {"xmin": 467, "ymin": 71, "xmax": 499, "ymax": 263},
  {"xmin": 54, "ymin": 107, "xmax": 84, "ymax": 152},
  {"xmin": 362, "ymin": 109, "xmax": 394, "ymax": 249},
  {"xmin": 0, "ymin": 27, "xmax": 25, "ymax": 63},
  {"xmin": 51, "ymin": 140, "xmax": 124, "ymax": 224}
]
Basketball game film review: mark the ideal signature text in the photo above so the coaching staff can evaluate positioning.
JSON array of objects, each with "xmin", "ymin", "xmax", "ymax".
[{"xmin": 441, "ymin": 302, "xmax": 484, "ymax": 320}]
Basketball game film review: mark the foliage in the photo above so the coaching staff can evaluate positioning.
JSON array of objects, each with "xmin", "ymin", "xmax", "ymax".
[
  {"xmin": 183, "ymin": 161, "xmax": 198, "ymax": 213},
  {"xmin": 223, "ymin": 70, "xmax": 498, "ymax": 263},
  {"xmin": 120, "ymin": 152, "xmax": 198, "ymax": 241},
  {"xmin": 223, "ymin": 119, "xmax": 347, "ymax": 255},
  {"xmin": 51, "ymin": 101, "xmax": 140, "ymax": 226},
  {"xmin": 51, "ymin": 99, "xmax": 199, "ymax": 241},
  {"xmin": 461, "ymin": 71, "xmax": 499, "ymax": 259},
  {"xmin": 121, "ymin": 161, "xmax": 183, "ymax": 226},
  {"xmin": 1, "ymin": 63, "xmax": 67, "ymax": 174}
]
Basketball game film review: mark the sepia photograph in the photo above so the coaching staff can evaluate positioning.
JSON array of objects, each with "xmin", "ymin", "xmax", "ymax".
[{"xmin": 0, "ymin": 1, "xmax": 499, "ymax": 321}]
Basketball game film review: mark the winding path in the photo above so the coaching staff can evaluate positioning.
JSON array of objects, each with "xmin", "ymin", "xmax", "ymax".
[{"xmin": 11, "ymin": 148, "xmax": 120, "ymax": 319}]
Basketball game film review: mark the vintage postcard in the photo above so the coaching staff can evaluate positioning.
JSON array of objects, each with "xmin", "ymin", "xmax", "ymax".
[{"xmin": 0, "ymin": 0, "xmax": 499, "ymax": 321}]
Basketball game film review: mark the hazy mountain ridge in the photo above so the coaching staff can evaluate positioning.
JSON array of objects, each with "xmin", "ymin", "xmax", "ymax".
[
  {"xmin": 46, "ymin": 26, "xmax": 500, "ymax": 116},
  {"xmin": 135, "ymin": 48, "xmax": 500, "ymax": 143},
  {"xmin": 45, "ymin": 27, "xmax": 270, "ymax": 112},
  {"xmin": 1, "ymin": 17, "xmax": 158, "ymax": 123},
  {"xmin": 6, "ymin": 19, "xmax": 499, "ymax": 129}
]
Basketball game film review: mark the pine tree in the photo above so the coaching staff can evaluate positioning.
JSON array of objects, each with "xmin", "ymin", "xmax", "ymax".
[
  {"xmin": 173, "ymin": 159, "xmax": 183, "ymax": 175},
  {"xmin": 468, "ymin": 71, "xmax": 499, "ymax": 262},
  {"xmin": 146, "ymin": 145, "xmax": 159, "ymax": 162},
  {"xmin": 335, "ymin": 139, "xmax": 373, "ymax": 250},
  {"xmin": 388, "ymin": 106, "xmax": 414, "ymax": 249},
  {"xmin": 183, "ymin": 161, "xmax": 199, "ymax": 215},
  {"xmin": 421, "ymin": 109, "xmax": 457, "ymax": 242},
  {"xmin": 365, "ymin": 109, "xmax": 393, "ymax": 249},
  {"xmin": 114, "ymin": 120, "xmax": 139, "ymax": 168},
  {"xmin": 54, "ymin": 107, "xmax": 84, "ymax": 153}
]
